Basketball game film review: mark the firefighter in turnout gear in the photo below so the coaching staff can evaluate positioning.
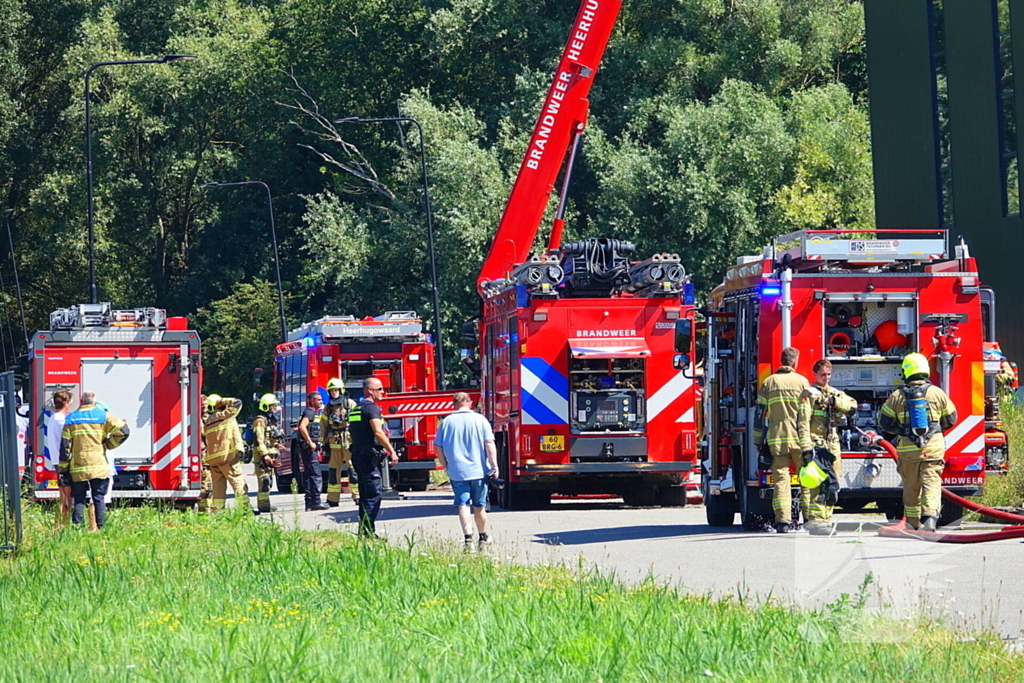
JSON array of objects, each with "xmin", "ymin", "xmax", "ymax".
[
  {"xmin": 797, "ymin": 359, "xmax": 857, "ymax": 535},
  {"xmin": 754, "ymin": 347, "xmax": 810, "ymax": 533},
  {"xmin": 202, "ymin": 397, "xmax": 251, "ymax": 512},
  {"xmin": 321, "ymin": 378, "xmax": 358, "ymax": 506},
  {"xmin": 879, "ymin": 353, "xmax": 958, "ymax": 531},
  {"xmin": 59, "ymin": 391, "xmax": 130, "ymax": 529},
  {"xmin": 252, "ymin": 393, "xmax": 283, "ymax": 514},
  {"xmin": 197, "ymin": 393, "xmax": 221, "ymax": 513}
]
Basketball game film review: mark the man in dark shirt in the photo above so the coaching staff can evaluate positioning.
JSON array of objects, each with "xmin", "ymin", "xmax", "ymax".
[
  {"xmin": 297, "ymin": 391, "xmax": 329, "ymax": 511},
  {"xmin": 348, "ymin": 377, "xmax": 398, "ymax": 538}
]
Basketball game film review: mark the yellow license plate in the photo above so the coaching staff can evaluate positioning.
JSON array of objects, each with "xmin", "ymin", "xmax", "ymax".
[
  {"xmin": 539, "ymin": 435, "xmax": 565, "ymax": 452},
  {"xmin": 766, "ymin": 474, "xmax": 799, "ymax": 486},
  {"xmin": 46, "ymin": 479, "xmax": 58, "ymax": 489}
]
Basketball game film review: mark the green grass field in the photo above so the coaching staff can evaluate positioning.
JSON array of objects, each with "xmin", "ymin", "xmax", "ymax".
[{"xmin": 1, "ymin": 506, "xmax": 1021, "ymax": 682}]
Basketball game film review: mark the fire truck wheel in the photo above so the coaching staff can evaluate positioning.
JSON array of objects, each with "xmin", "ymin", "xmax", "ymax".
[
  {"xmin": 938, "ymin": 501, "xmax": 964, "ymax": 528},
  {"xmin": 878, "ymin": 499, "xmax": 904, "ymax": 522},
  {"xmin": 654, "ymin": 486, "xmax": 688, "ymax": 507},
  {"xmin": 622, "ymin": 486, "xmax": 657, "ymax": 507},
  {"xmin": 705, "ymin": 504, "xmax": 736, "ymax": 527},
  {"xmin": 276, "ymin": 473, "xmax": 305, "ymax": 494},
  {"xmin": 740, "ymin": 512, "xmax": 772, "ymax": 532},
  {"xmin": 502, "ymin": 484, "xmax": 550, "ymax": 511}
]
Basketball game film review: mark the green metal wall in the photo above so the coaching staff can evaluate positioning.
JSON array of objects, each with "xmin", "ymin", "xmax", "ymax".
[{"xmin": 865, "ymin": 0, "xmax": 1024, "ymax": 361}]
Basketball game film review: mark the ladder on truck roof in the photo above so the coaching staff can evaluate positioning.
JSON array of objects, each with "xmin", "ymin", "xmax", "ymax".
[{"xmin": 775, "ymin": 229, "xmax": 948, "ymax": 267}]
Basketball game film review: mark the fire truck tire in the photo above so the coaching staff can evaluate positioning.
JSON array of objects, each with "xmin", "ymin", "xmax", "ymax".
[
  {"xmin": 878, "ymin": 499, "xmax": 904, "ymax": 522},
  {"xmin": 705, "ymin": 504, "xmax": 736, "ymax": 527},
  {"xmin": 276, "ymin": 473, "xmax": 306, "ymax": 494},
  {"xmin": 503, "ymin": 484, "xmax": 550, "ymax": 511},
  {"xmin": 938, "ymin": 501, "xmax": 964, "ymax": 528},
  {"xmin": 654, "ymin": 486, "xmax": 688, "ymax": 507},
  {"xmin": 622, "ymin": 487, "xmax": 657, "ymax": 507},
  {"xmin": 739, "ymin": 487, "xmax": 771, "ymax": 531}
]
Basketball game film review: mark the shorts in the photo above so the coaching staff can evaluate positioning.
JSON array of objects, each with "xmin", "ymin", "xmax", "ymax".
[{"xmin": 451, "ymin": 479, "xmax": 488, "ymax": 508}]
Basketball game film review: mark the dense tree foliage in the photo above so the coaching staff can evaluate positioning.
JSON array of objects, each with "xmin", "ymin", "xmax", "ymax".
[{"xmin": 0, "ymin": 0, "xmax": 870, "ymax": 398}]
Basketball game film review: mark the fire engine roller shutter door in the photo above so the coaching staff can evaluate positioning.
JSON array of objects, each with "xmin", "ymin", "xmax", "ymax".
[
  {"xmin": 81, "ymin": 359, "xmax": 154, "ymax": 464},
  {"xmin": 568, "ymin": 338, "xmax": 651, "ymax": 358}
]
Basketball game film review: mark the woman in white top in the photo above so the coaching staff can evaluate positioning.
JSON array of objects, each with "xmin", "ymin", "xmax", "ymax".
[{"xmin": 47, "ymin": 389, "xmax": 74, "ymax": 528}]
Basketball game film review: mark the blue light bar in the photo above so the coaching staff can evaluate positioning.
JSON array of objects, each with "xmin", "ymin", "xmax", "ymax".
[
  {"xmin": 304, "ymin": 336, "xmax": 316, "ymax": 347},
  {"xmin": 761, "ymin": 286, "xmax": 782, "ymax": 296}
]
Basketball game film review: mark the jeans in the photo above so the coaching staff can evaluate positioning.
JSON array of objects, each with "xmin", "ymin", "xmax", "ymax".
[
  {"xmin": 297, "ymin": 442, "xmax": 324, "ymax": 507},
  {"xmin": 352, "ymin": 449, "xmax": 383, "ymax": 535},
  {"xmin": 71, "ymin": 478, "xmax": 110, "ymax": 528}
]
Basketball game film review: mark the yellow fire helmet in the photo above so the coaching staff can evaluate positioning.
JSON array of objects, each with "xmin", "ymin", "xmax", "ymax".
[
  {"xmin": 205, "ymin": 394, "xmax": 222, "ymax": 410},
  {"xmin": 799, "ymin": 459, "xmax": 829, "ymax": 489},
  {"xmin": 901, "ymin": 352, "xmax": 930, "ymax": 379},
  {"xmin": 258, "ymin": 393, "xmax": 280, "ymax": 412},
  {"xmin": 326, "ymin": 378, "xmax": 344, "ymax": 391}
]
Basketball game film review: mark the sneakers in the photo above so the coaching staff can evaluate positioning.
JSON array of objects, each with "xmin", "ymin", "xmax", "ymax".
[
  {"xmin": 774, "ymin": 522, "xmax": 791, "ymax": 534},
  {"xmin": 463, "ymin": 535, "xmax": 474, "ymax": 552},
  {"xmin": 477, "ymin": 533, "xmax": 491, "ymax": 551}
]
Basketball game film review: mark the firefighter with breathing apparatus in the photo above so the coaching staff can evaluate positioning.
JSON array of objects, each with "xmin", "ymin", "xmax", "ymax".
[
  {"xmin": 197, "ymin": 393, "xmax": 221, "ymax": 513},
  {"xmin": 252, "ymin": 393, "xmax": 283, "ymax": 514},
  {"xmin": 320, "ymin": 378, "xmax": 358, "ymax": 506},
  {"xmin": 797, "ymin": 359, "xmax": 857, "ymax": 535},
  {"xmin": 879, "ymin": 353, "xmax": 958, "ymax": 532},
  {"xmin": 201, "ymin": 396, "xmax": 251, "ymax": 513}
]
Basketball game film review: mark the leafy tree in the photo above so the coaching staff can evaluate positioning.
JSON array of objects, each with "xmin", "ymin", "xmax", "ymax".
[{"xmin": 194, "ymin": 280, "xmax": 284, "ymax": 410}]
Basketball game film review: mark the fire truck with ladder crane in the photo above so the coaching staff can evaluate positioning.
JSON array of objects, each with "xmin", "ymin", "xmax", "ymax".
[
  {"xmin": 273, "ymin": 311, "xmax": 454, "ymax": 492},
  {"xmin": 462, "ymin": 0, "xmax": 700, "ymax": 509},
  {"xmin": 28, "ymin": 303, "xmax": 203, "ymax": 504},
  {"xmin": 697, "ymin": 229, "xmax": 1001, "ymax": 530}
]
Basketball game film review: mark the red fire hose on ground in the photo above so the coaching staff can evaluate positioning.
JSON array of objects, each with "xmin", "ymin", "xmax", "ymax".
[{"xmin": 871, "ymin": 437, "xmax": 1024, "ymax": 543}]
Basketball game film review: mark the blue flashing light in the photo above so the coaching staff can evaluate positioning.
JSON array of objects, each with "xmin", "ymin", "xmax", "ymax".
[
  {"xmin": 683, "ymin": 282, "xmax": 696, "ymax": 305},
  {"xmin": 761, "ymin": 285, "xmax": 782, "ymax": 296},
  {"xmin": 303, "ymin": 336, "xmax": 316, "ymax": 347}
]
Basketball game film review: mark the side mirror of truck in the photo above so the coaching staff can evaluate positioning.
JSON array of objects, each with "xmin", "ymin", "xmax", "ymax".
[
  {"xmin": 673, "ymin": 353, "xmax": 696, "ymax": 380},
  {"xmin": 674, "ymin": 319, "xmax": 693, "ymax": 353}
]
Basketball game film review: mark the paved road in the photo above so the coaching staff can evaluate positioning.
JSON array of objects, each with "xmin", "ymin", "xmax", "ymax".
[{"xmin": 245, "ymin": 478, "xmax": 1024, "ymax": 639}]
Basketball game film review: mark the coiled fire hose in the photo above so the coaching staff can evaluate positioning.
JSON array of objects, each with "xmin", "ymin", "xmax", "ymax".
[{"xmin": 866, "ymin": 434, "xmax": 1024, "ymax": 543}]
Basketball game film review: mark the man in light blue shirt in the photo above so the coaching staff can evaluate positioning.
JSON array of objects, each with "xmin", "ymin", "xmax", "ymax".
[{"xmin": 434, "ymin": 392, "xmax": 497, "ymax": 551}]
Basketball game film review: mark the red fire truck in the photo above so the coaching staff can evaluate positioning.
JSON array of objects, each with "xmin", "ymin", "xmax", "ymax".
[
  {"xmin": 464, "ymin": 0, "xmax": 700, "ymax": 509},
  {"xmin": 28, "ymin": 303, "xmax": 203, "ymax": 503},
  {"xmin": 274, "ymin": 311, "xmax": 440, "ymax": 492},
  {"xmin": 699, "ymin": 230, "xmax": 992, "ymax": 529}
]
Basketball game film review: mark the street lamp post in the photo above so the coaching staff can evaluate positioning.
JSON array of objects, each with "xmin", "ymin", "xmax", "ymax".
[
  {"xmin": 201, "ymin": 181, "xmax": 289, "ymax": 344},
  {"xmin": 86, "ymin": 54, "xmax": 197, "ymax": 304},
  {"xmin": 334, "ymin": 116, "xmax": 446, "ymax": 389},
  {"xmin": 3, "ymin": 208, "xmax": 28, "ymax": 356}
]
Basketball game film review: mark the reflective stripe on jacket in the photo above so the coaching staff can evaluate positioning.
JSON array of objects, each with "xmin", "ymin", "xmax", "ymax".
[
  {"xmin": 754, "ymin": 366, "xmax": 809, "ymax": 449},
  {"xmin": 203, "ymin": 399, "xmax": 242, "ymax": 466},
  {"xmin": 797, "ymin": 383, "xmax": 858, "ymax": 452},
  {"xmin": 60, "ymin": 404, "xmax": 126, "ymax": 482},
  {"xmin": 252, "ymin": 413, "xmax": 279, "ymax": 458},
  {"xmin": 879, "ymin": 381, "xmax": 957, "ymax": 459}
]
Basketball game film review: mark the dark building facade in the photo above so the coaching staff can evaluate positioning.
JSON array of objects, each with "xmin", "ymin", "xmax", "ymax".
[{"xmin": 865, "ymin": 0, "xmax": 1024, "ymax": 360}]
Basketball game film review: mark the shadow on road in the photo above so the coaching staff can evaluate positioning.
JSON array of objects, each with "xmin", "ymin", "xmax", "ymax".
[{"xmin": 533, "ymin": 524, "xmax": 732, "ymax": 546}]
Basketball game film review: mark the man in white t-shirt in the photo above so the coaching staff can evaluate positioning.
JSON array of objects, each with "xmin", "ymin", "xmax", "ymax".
[{"xmin": 434, "ymin": 392, "xmax": 497, "ymax": 551}]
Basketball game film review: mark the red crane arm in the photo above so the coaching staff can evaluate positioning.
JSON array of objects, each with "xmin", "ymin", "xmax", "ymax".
[{"xmin": 476, "ymin": 0, "xmax": 623, "ymax": 293}]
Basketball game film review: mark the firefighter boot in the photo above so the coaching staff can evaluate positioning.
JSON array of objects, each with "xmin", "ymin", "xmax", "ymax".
[{"xmin": 920, "ymin": 515, "xmax": 938, "ymax": 533}]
